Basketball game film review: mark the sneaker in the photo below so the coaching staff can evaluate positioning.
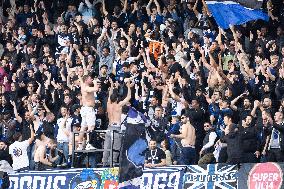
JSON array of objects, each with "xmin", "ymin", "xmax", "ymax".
[
  {"xmin": 85, "ymin": 143, "xmax": 96, "ymax": 150},
  {"xmin": 76, "ymin": 144, "xmax": 84, "ymax": 150}
]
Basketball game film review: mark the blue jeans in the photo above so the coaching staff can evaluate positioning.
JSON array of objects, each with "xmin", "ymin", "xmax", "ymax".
[
  {"xmin": 179, "ymin": 147, "xmax": 196, "ymax": 165},
  {"xmin": 27, "ymin": 142, "xmax": 35, "ymax": 170},
  {"xmin": 57, "ymin": 142, "xmax": 69, "ymax": 164}
]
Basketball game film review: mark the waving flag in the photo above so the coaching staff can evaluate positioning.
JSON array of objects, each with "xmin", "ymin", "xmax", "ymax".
[
  {"xmin": 206, "ymin": 0, "xmax": 269, "ymax": 29},
  {"xmin": 119, "ymin": 107, "xmax": 149, "ymax": 188}
]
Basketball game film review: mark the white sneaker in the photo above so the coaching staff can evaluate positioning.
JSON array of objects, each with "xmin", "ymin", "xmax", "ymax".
[
  {"xmin": 76, "ymin": 144, "xmax": 84, "ymax": 150},
  {"xmin": 85, "ymin": 143, "xmax": 96, "ymax": 150}
]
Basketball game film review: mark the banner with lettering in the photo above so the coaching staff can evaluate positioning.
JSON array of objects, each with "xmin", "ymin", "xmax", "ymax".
[
  {"xmin": 9, "ymin": 167, "xmax": 119, "ymax": 189},
  {"xmin": 238, "ymin": 162, "xmax": 284, "ymax": 189},
  {"xmin": 183, "ymin": 164, "xmax": 238, "ymax": 189},
  {"xmin": 141, "ymin": 166, "xmax": 187, "ymax": 189}
]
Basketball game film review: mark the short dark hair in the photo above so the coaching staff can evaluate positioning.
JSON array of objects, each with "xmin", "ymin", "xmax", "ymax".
[
  {"xmin": 150, "ymin": 138, "xmax": 157, "ymax": 142},
  {"xmin": 13, "ymin": 132, "xmax": 22, "ymax": 141},
  {"xmin": 118, "ymin": 48, "xmax": 127, "ymax": 55},
  {"xmin": 110, "ymin": 92, "xmax": 119, "ymax": 103},
  {"xmin": 224, "ymin": 113, "xmax": 233, "ymax": 119},
  {"xmin": 102, "ymin": 46, "xmax": 110, "ymax": 52}
]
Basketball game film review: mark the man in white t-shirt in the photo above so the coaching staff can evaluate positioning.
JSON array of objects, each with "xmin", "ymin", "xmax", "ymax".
[
  {"xmin": 9, "ymin": 124, "xmax": 35, "ymax": 172},
  {"xmin": 56, "ymin": 106, "xmax": 72, "ymax": 164}
]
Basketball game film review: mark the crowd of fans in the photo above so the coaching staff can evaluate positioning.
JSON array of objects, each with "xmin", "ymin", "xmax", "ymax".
[{"xmin": 0, "ymin": 0, "xmax": 283, "ymax": 172}]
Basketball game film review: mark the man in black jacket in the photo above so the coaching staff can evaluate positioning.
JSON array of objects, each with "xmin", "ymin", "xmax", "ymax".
[
  {"xmin": 239, "ymin": 115, "xmax": 261, "ymax": 163},
  {"xmin": 0, "ymin": 140, "xmax": 12, "ymax": 166},
  {"xmin": 220, "ymin": 114, "xmax": 241, "ymax": 164},
  {"xmin": 266, "ymin": 111, "xmax": 284, "ymax": 162}
]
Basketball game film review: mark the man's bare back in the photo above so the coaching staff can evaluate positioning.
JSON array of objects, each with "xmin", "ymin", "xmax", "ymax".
[
  {"xmin": 107, "ymin": 102, "xmax": 122, "ymax": 124},
  {"xmin": 107, "ymin": 81, "xmax": 132, "ymax": 125}
]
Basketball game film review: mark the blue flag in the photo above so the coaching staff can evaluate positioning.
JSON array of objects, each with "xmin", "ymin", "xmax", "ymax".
[
  {"xmin": 206, "ymin": 0, "xmax": 269, "ymax": 29},
  {"xmin": 119, "ymin": 107, "xmax": 148, "ymax": 188}
]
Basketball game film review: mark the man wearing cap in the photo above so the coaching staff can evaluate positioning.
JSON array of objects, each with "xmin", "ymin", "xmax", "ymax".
[{"xmin": 99, "ymin": 64, "xmax": 109, "ymax": 78}]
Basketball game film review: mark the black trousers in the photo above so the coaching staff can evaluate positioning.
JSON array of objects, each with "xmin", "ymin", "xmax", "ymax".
[
  {"xmin": 267, "ymin": 149, "xmax": 284, "ymax": 162},
  {"xmin": 242, "ymin": 152, "xmax": 259, "ymax": 163}
]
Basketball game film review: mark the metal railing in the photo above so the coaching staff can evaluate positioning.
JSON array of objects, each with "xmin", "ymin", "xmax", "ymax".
[{"xmin": 71, "ymin": 130, "xmax": 119, "ymax": 168}]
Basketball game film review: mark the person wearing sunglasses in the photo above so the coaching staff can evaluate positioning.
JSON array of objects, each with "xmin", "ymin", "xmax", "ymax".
[
  {"xmin": 198, "ymin": 122, "xmax": 217, "ymax": 165},
  {"xmin": 170, "ymin": 114, "xmax": 196, "ymax": 165}
]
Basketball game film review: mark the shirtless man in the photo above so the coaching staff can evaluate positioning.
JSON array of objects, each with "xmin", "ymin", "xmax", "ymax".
[
  {"xmin": 34, "ymin": 139, "xmax": 58, "ymax": 170},
  {"xmin": 78, "ymin": 74, "xmax": 99, "ymax": 150},
  {"xmin": 102, "ymin": 80, "xmax": 132, "ymax": 166},
  {"xmin": 170, "ymin": 114, "xmax": 196, "ymax": 165}
]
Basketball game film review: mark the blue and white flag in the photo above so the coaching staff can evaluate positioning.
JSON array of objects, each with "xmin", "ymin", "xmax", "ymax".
[
  {"xmin": 184, "ymin": 164, "xmax": 238, "ymax": 189},
  {"xmin": 206, "ymin": 0, "xmax": 269, "ymax": 29},
  {"xmin": 119, "ymin": 107, "xmax": 149, "ymax": 188}
]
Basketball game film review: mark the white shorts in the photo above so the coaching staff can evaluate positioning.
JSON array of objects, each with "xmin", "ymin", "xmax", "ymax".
[{"xmin": 80, "ymin": 106, "xmax": 96, "ymax": 128}]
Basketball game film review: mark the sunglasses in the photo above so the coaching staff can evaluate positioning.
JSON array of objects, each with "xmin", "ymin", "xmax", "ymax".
[
  {"xmin": 181, "ymin": 117, "xmax": 186, "ymax": 119},
  {"xmin": 204, "ymin": 124, "xmax": 210, "ymax": 127}
]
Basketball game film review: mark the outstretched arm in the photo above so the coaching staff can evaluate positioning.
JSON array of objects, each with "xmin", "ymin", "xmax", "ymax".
[
  {"xmin": 108, "ymin": 79, "xmax": 114, "ymax": 103},
  {"xmin": 28, "ymin": 124, "xmax": 35, "ymax": 144},
  {"xmin": 119, "ymin": 81, "xmax": 132, "ymax": 106},
  {"xmin": 102, "ymin": 0, "xmax": 109, "ymax": 16},
  {"xmin": 11, "ymin": 101, "xmax": 22, "ymax": 123},
  {"xmin": 146, "ymin": 0, "xmax": 153, "ymax": 16},
  {"xmin": 122, "ymin": 0, "xmax": 128, "ymax": 13},
  {"xmin": 154, "ymin": 0, "xmax": 161, "ymax": 15}
]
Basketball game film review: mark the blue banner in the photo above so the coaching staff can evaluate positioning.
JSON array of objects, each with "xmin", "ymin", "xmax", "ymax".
[
  {"xmin": 9, "ymin": 168, "xmax": 119, "ymax": 189},
  {"xmin": 7, "ymin": 163, "xmax": 284, "ymax": 189}
]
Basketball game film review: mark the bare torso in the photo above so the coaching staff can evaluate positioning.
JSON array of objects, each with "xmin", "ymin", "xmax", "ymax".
[
  {"xmin": 33, "ymin": 117, "xmax": 41, "ymax": 133},
  {"xmin": 33, "ymin": 139, "xmax": 48, "ymax": 161},
  {"xmin": 81, "ymin": 83, "xmax": 95, "ymax": 107},
  {"xmin": 107, "ymin": 102, "xmax": 122, "ymax": 124},
  {"xmin": 34, "ymin": 143, "xmax": 46, "ymax": 162},
  {"xmin": 181, "ymin": 123, "xmax": 196, "ymax": 147}
]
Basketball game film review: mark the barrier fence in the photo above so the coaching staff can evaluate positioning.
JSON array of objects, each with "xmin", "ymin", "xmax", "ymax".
[{"xmin": 5, "ymin": 162, "xmax": 284, "ymax": 189}]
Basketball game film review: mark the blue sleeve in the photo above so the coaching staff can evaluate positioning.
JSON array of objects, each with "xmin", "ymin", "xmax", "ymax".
[{"xmin": 54, "ymin": 124, "xmax": 59, "ymax": 139}]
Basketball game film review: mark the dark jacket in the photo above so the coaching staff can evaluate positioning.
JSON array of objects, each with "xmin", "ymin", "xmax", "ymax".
[
  {"xmin": 239, "ymin": 126, "xmax": 261, "ymax": 153},
  {"xmin": 0, "ymin": 148, "xmax": 13, "ymax": 166},
  {"xmin": 221, "ymin": 127, "xmax": 242, "ymax": 163}
]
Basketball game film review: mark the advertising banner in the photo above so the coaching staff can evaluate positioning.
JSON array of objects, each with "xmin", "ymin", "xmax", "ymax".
[
  {"xmin": 183, "ymin": 164, "xmax": 238, "ymax": 189},
  {"xmin": 238, "ymin": 162, "xmax": 284, "ymax": 189},
  {"xmin": 9, "ymin": 167, "xmax": 119, "ymax": 189},
  {"xmin": 8, "ymin": 163, "xmax": 284, "ymax": 189},
  {"xmin": 141, "ymin": 166, "xmax": 187, "ymax": 189}
]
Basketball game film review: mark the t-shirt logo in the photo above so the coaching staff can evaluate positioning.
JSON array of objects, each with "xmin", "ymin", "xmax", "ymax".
[{"xmin": 13, "ymin": 147, "xmax": 22, "ymax": 157}]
